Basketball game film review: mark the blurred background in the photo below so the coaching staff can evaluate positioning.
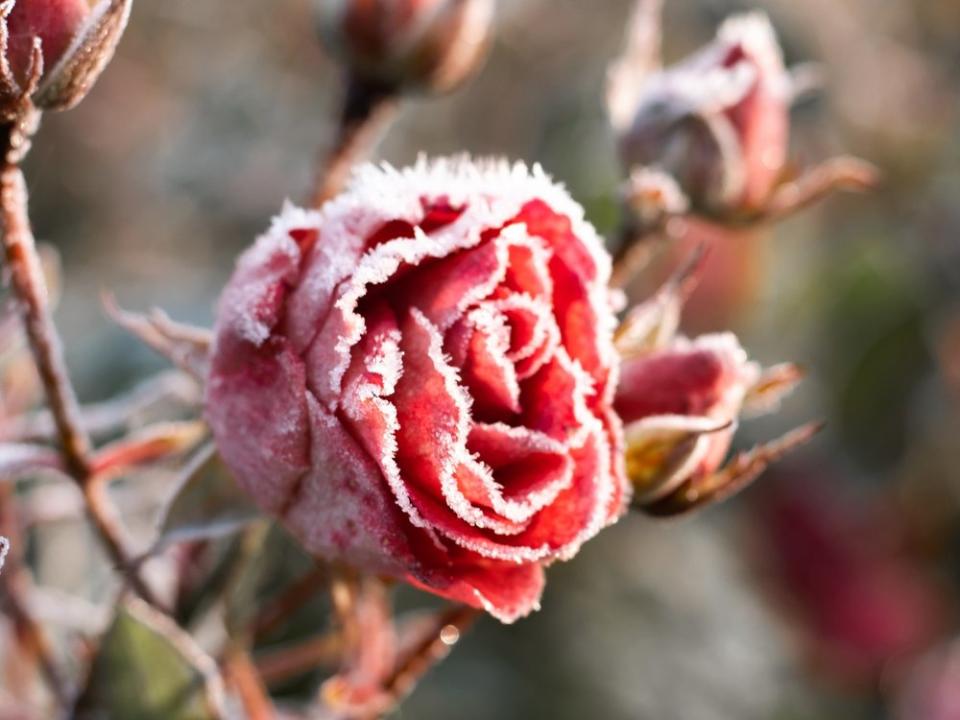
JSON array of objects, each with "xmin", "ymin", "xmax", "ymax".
[{"xmin": 15, "ymin": 0, "xmax": 960, "ymax": 717}]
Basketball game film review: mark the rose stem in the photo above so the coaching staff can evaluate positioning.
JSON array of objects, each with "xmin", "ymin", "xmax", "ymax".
[
  {"xmin": 0, "ymin": 485, "xmax": 71, "ymax": 706},
  {"xmin": 222, "ymin": 645, "xmax": 276, "ymax": 720},
  {"xmin": 307, "ymin": 74, "xmax": 399, "ymax": 208},
  {"xmin": 0, "ymin": 119, "xmax": 160, "ymax": 608},
  {"xmin": 374, "ymin": 604, "xmax": 481, "ymax": 717}
]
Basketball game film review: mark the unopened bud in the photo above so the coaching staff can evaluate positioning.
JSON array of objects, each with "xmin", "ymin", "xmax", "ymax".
[
  {"xmin": 610, "ymin": 10, "xmax": 791, "ymax": 217},
  {"xmin": 317, "ymin": 0, "xmax": 495, "ymax": 95},
  {"xmin": 0, "ymin": 0, "xmax": 132, "ymax": 115}
]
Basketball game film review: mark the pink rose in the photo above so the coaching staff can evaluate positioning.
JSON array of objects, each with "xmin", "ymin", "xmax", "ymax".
[
  {"xmin": 206, "ymin": 158, "xmax": 627, "ymax": 622},
  {"xmin": 615, "ymin": 333, "xmax": 760, "ymax": 507},
  {"xmin": 317, "ymin": 0, "xmax": 495, "ymax": 94},
  {"xmin": 614, "ymin": 12, "xmax": 790, "ymax": 216},
  {"xmin": 5, "ymin": 0, "xmax": 90, "ymax": 86}
]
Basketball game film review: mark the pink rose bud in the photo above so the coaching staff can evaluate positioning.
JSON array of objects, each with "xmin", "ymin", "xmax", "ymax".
[
  {"xmin": 1, "ymin": 0, "xmax": 133, "ymax": 112},
  {"xmin": 206, "ymin": 157, "xmax": 627, "ymax": 623},
  {"xmin": 612, "ymin": 12, "xmax": 790, "ymax": 216},
  {"xmin": 317, "ymin": 0, "xmax": 495, "ymax": 94},
  {"xmin": 614, "ymin": 333, "xmax": 759, "ymax": 507},
  {"xmin": 5, "ymin": 0, "xmax": 89, "ymax": 86}
]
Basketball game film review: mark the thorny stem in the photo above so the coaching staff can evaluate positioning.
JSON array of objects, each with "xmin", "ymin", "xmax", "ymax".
[
  {"xmin": 0, "ymin": 485, "xmax": 71, "ymax": 706},
  {"xmin": 308, "ymin": 74, "xmax": 399, "ymax": 208},
  {"xmin": 0, "ymin": 119, "xmax": 161, "ymax": 609}
]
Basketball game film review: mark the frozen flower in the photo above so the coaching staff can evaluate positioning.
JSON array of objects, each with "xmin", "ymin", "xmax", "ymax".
[
  {"xmin": 609, "ymin": 10, "xmax": 791, "ymax": 217},
  {"xmin": 206, "ymin": 157, "xmax": 626, "ymax": 622}
]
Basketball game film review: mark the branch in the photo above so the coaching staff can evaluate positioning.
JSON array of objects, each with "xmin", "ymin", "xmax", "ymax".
[
  {"xmin": 0, "ymin": 485, "xmax": 71, "ymax": 706},
  {"xmin": 0, "ymin": 124, "xmax": 161, "ymax": 609}
]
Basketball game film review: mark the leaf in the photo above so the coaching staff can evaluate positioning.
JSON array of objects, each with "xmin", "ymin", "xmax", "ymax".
[
  {"xmin": 72, "ymin": 598, "xmax": 226, "ymax": 720},
  {"xmin": 152, "ymin": 444, "xmax": 259, "ymax": 552}
]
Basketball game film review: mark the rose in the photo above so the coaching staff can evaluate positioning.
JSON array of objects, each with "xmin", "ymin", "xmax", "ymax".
[
  {"xmin": 1, "ymin": 0, "xmax": 133, "ymax": 112},
  {"xmin": 206, "ymin": 157, "xmax": 627, "ymax": 622},
  {"xmin": 5, "ymin": 0, "xmax": 89, "ymax": 86},
  {"xmin": 316, "ymin": 0, "xmax": 495, "ymax": 94},
  {"xmin": 613, "ymin": 12, "xmax": 790, "ymax": 216},
  {"xmin": 614, "ymin": 333, "xmax": 760, "ymax": 507}
]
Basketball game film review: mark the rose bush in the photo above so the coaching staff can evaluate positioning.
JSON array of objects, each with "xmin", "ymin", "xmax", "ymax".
[{"xmin": 207, "ymin": 158, "xmax": 627, "ymax": 622}]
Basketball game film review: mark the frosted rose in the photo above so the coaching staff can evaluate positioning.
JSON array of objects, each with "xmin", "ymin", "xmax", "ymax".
[
  {"xmin": 206, "ymin": 158, "xmax": 627, "ymax": 622},
  {"xmin": 317, "ymin": 0, "xmax": 494, "ymax": 94},
  {"xmin": 615, "ymin": 12, "xmax": 790, "ymax": 215},
  {"xmin": 614, "ymin": 333, "xmax": 759, "ymax": 507},
  {"xmin": 5, "ymin": 0, "xmax": 90, "ymax": 86}
]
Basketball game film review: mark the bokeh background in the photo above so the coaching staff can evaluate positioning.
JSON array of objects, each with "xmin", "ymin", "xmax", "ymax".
[{"xmin": 14, "ymin": 0, "xmax": 960, "ymax": 717}]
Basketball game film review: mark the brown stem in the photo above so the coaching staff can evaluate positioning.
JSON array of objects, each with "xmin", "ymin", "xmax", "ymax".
[
  {"xmin": 308, "ymin": 75, "xmax": 399, "ymax": 209},
  {"xmin": 0, "ymin": 122, "xmax": 160, "ymax": 609},
  {"xmin": 0, "ymin": 157, "xmax": 90, "ymax": 477},
  {"xmin": 255, "ymin": 632, "xmax": 342, "ymax": 686},
  {"xmin": 378, "ymin": 605, "xmax": 480, "ymax": 714},
  {"xmin": 222, "ymin": 646, "xmax": 276, "ymax": 720},
  {"xmin": 0, "ymin": 485, "xmax": 71, "ymax": 706}
]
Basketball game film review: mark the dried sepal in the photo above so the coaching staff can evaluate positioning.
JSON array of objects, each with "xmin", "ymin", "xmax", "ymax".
[
  {"xmin": 614, "ymin": 244, "xmax": 706, "ymax": 357},
  {"xmin": 606, "ymin": 0, "xmax": 663, "ymax": 131},
  {"xmin": 624, "ymin": 414, "xmax": 732, "ymax": 505},
  {"xmin": 644, "ymin": 420, "xmax": 824, "ymax": 517},
  {"xmin": 104, "ymin": 293, "xmax": 211, "ymax": 381},
  {"xmin": 743, "ymin": 362, "xmax": 804, "ymax": 417},
  {"xmin": 34, "ymin": 0, "xmax": 133, "ymax": 111},
  {"xmin": 753, "ymin": 155, "xmax": 880, "ymax": 224}
]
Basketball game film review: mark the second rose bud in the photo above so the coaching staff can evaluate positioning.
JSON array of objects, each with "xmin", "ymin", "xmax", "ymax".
[{"xmin": 317, "ymin": 0, "xmax": 495, "ymax": 95}]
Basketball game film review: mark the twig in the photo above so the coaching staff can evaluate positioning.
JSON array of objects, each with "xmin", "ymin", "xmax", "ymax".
[
  {"xmin": 222, "ymin": 646, "xmax": 276, "ymax": 720},
  {"xmin": 3, "ymin": 370, "xmax": 200, "ymax": 443},
  {"xmin": 377, "ymin": 604, "xmax": 480, "ymax": 715},
  {"xmin": 0, "ymin": 485, "xmax": 71, "ymax": 706},
  {"xmin": 0, "ymin": 155, "xmax": 90, "ymax": 477},
  {"xmin": 308, "ymin": 75, "xmax": 398, "ymax": 208},
  {"xmin": 0, "ymin": 122, "xmax": 162, "ymax": 609},
  {"xmin": 255, "ymin": 632, "xmax": 342, "ymax": 686}
]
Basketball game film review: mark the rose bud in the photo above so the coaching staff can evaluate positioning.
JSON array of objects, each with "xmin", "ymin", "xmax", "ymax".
[
  {"xmin": 1, "ymin": 0, "xmax": 133, "ymax": 113},
  {"xmin": 207, "ymin": 157, "xmax": 627, "ymax": 622},
  {"xmin": 614, "ymin": 332, "xmax": 808, "ymax": 514},
  {"xmin": 609, "ymin": 10, "xmax": 791, "ymax": 217},
  {"xmin": 316, "ymin": 0, "xmax": 495, "ymax": 95}
]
